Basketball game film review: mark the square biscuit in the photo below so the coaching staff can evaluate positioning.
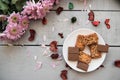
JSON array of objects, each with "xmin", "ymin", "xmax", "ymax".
[
  {"xmin": 75, "ymin": 35, "xmax": 87, "ymax": 51},
  {"xmin": 68, "ymin": 47, "xmax": 79, "ymax": 61},
  {"xmin": 97, "ymin": 44, "xmax": 109, "ymax": 52},
  {"xmin": 86, "ymin": 33, "xmax": 98, "ymax": 46},
  {"xmin": 79, "ymin": 51, "xmax": 91, "ymax": 64},
  {"xmin": 77, "ymin": 61, "xmax": 89, "ymax": 71},
  {"xmin": 89, "ymin": 44, "xmax": 101, "ymax": 59}
]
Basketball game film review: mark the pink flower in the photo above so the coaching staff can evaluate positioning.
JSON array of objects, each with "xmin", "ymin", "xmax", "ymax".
[
  {"xmin": 8, "ymin": 12, "xmax": 21, "ymax": 23},
  {"xmin": 0, "ymin": 15, "xmax": 7, "ymax": 21},
  {"xmin": 21, "ymin": 1, "xmax": 39, "ymax": 20},
  {"xmin": 55, "ymin": 0, "xmax": 60, "ymax": 4},
  {"xmin": 0, "ymin": 33, "xmax": 7, "ymax": 41},
  {"xmin": 36, "ymin": 2, "xmax": 46, "ymax": 19},
  {"xmin": 21, "ymin": 0, "xmax": 57, "ymax": 20},
  {"xmin": 20, "ymin": 15, "xmax": 29, "ymax": 30},
  {"xmin": 50, "ymin": 0, "xmax": 55, "ymax": 3},
  {"xmin": 42, "ymin": 0, "xmax": 53, "ymax": 13},
  {"xmin": 4, "ymin": 23, "xmax": 23, "ymax": 40},
  {"xmin": 50, "ymin": 0, "xmax": 60, "ymax": 4}
]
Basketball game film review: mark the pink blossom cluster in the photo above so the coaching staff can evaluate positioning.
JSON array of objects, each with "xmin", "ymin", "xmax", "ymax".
[
  {"xmin": 21, "ymin": 0, "xmax": 60, "ymax": 20},
  {"xmin": 0, "ymin": 12, "xmax": 29, "ymax": 41},
  {"xmin": 0, "ymin": 0, "xmax": 60, "ymax": 41}
]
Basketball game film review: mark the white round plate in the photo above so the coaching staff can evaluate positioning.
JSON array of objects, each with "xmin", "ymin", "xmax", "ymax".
[{"xmin": 63, "ymin": 28, "xmax": 106, "ymax": 72}]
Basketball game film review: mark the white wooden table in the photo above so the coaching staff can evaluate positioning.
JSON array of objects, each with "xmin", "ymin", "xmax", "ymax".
[{"xmin": 0, "ymin": 0, "xmax": 120, "ymax": 80}]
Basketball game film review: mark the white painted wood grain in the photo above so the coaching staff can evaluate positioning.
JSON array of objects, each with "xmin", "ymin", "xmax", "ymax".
[
  {"xmin": 53, "ymin": 0, "xmax": 120, "ymax": 10},
  {"xmin": 0, "ymin": 46, "xmax": 120, "ymax": 80},
  {"xmin": 1, "ymin": 11, "xmax": 119, "ymax": 45}
]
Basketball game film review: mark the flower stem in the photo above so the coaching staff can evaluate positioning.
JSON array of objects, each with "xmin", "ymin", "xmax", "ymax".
[{"xmin": 32, "ymin": 0, "xmax": 35, "ymax": 4}]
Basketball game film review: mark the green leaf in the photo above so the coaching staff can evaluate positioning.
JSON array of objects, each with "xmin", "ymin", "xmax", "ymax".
[
  {"xmin": 1, "ymin": 0, "xmax": 10, "ymax": 4},
  {"xmin": 0, "ymin": 20, "xmax": 8, "ymax": 32},
  {"xmin": 11, "ymin": 0, "xmax": 18, "ymax": 4},
  {"xmin": 34, "ymin": 0, "xmax": 39, "ymax": 3},
  {"xmin": 15, "ymin": 0, "xmax": 26, "ymax": 11},
  {"xmin": 8, "ymin": 4, "xmax": 18, "ymax": 13},
  {"xmin": 0, "ymin": 0, "xmax": 9, "ymax": 14}
]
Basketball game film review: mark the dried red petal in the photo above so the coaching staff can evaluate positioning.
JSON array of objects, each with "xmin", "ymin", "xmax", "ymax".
[
  {"xmin": 99, "ymin": 65, "xmax": 104, "ymax": 68},
  {"xmin": 42, "ymin": 17, "xmax": 47, "ymax": 25},
  {"xmin": 114, "ymin": 60, "xmax": 120, "ymax": 68},
  {"xmin": 96, "ymin": 65, "xmax": 104, "ymax": 70},
  {"xmin": 105, "ymin": 19, "xmax": 110, "ymax": 29},
  {"xmin": 88, "ymin": 10, "xmax": 94, "ymax": 21},
  {"xmin": 106, "ymin": 24, "xmax": 110, "ymax": 29},
  {"xmin": 28, "ymin": 29, "xmax": 36, "ymax": 41},
  {"xmin": 92, "ymin": 20, "xmax": 100, "ymax": 27},
  {"xmin": 50, "ymin": 41, "xmax": 58, "ymax": 52},
  {"xmin": 105, "ymin": 19, "xmax": 110, "ymax": 24},
  {"xmin": 50, "ymin": 54, "xmax": 59, "ymax": 59},
  {"xmin": 58, "ymin": 33, "xmax": 64, "ymax": 38},
  {"xmin": 60, "ymin": 70, "xmax": 68, "ymax": 80},
  {"xmin": 56, "ymin": 7, "xmax": 63, "ymax": 15},
  {"xmin": 65, "ymin": 63, "xmax": 72, "ymax": 69}
]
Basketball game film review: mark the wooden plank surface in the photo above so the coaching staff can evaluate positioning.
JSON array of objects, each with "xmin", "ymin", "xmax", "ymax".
[
  {"xmin": 0, "ymin": 0, "xmax": 120, "ymax": 45},
  {"xmin": 0, "ymin": 0, "xmax": 120, "ymax": 80},
  {"xmin": 0, "ymin": 11, "xmax": 119, "ymax": 45},
  {"xmin": 53, "ymin": 0, "xmax": 120, "ymax": 10},
  {"xmin": 0, "ymin": 46, "xmax": 120, "ymax": 80}
]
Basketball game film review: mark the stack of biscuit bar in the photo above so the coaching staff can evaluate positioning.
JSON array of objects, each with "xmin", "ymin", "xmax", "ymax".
[
  {"xmin": 77, "ymin": 51, "xmax": 91, "ymax": 71},
  {"xmin": 68, "ymin": 33, "xmax": 109, "ymax": 71},
  {"xmin": 75, "ymin": 33, "xmax": 102, "ymax": 59},
  {"xmin": 75, "ymin": 35, "xmax": 86, "ymax": 51},
  {"xmin": 68, "ymin": 47, "xmax": 79, "ymax": 61}
]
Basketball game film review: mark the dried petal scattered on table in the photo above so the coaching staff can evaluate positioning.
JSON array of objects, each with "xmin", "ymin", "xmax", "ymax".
[
  {"xmin": 92, "ymin": 20, "xmax": 100, "ymax": 27},
  {"xmin": 34, "ymin": 56, "xmax": 37, "ymax": 61},
  {"xmin": 52, "ymin": 27, "xmax": 55, "ymax": 32},
  {"xmin": 42, "ymin": 17, "xmax": 47, "ymax": 25},
  {"xmin": 41, "ymin": 43, "xmax": 46, "ymax": 48},
  {"xmin": 35, "ymin": 61, "xmax": 42, "ymax": 70},
  {"xmin": 105, "ymin": 19, "xmax": 110, "ymax": 29},
  {"xmin": 88, "ymin": 10, "xmax": 94, "ymax": 21},
  {"xmin": 58, "ymin": 33, "xmax": 64, "ymax": 38},
  {"xmin": 56, "ymin": 7, "xmax": 64, "ymax": 15},
  {"xmin": 43, "ymin": 35, "xmax": 47, "ymax": 42},
  {"xmin": 114, "ymin": 60, "xmax": 120, "ymax": 68},
  {"xmin": 49, "ymin": 41, "xmax": 58, "ymax": 52},
  {"xmin": 65, "ymin": 63, "xmax": 72, "ymax": 69},
  {"xmin": 96, "ymin": 65, "xmax": 104, "ymax": 70},
  {"xmin": 26, "ymin": 50, "xmax": 31, "ymax": 57},
  {"xmin": 56, "ymin": 54, "xmax": 63, "ymax": 61},
  {"xmin": 60, "ymin": 70, "xmax": 68, "ymax": 80},
  {"xmin": 28, "ymin": 29, "xmax": 36, "ymax": 41},
  {"xmin": 83, "ymin": 0, "xmax": 87, "ymax": 9},
  {"xmin": 71, "ymin": 17, "xmax": 77, "ymax": 23},
  {"xmin": 68, "ymin": 2, "xmax": 74, "ymax": 10},
  {"xmin": 42, "ymin": 49, "xmax": 49, "ymax": 56},
  {"xmin": 63, "ymin": 18, "xmax": 69, "ymax": 22},
  {"xmin": 50, "ymin": 53, "xmax": 59, "ymax": 59},
  {"xmin": 51, "ymin": 62, "xmax": 59, "ymax": 68}
]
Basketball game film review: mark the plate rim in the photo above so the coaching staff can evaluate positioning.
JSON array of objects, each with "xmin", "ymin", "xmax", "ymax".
[{"xmin": 62, "ymin": 28, "xmax": 106, "ymax": 73}]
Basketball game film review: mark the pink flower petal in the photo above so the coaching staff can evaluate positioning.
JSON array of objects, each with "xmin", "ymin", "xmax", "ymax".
[
  {"xmin": 86, "ymin": 20, "xmax": 90, "ymax": 25},
  {"xmin": 42, "ymin": 48, "xmax": 50, "ymax": 56},
  {"xmin": 34, "ymin": 56, "xmax": 37, "ymax": 61},
  {"xmin": 41, "ymin": 43, "xmax": 46, "ymax": 48},
  {"xmin": 50, "ymin": 62, "xmax": 59, "ymax": 68},
  {"xmin": 43, "ymin": 35, "xmax": 47, "ymax": 42},
  {"xmin": 35, "ymin": 61, "xmax": 42, "ymax": 70},
  {"xmin": 52, "ymin": 27, "xmax": 55, "ymax": 32},
  {"xmin": 83, "ymin": 0, "xmax": 87, "ymax": 10},
  {"xmin": 63, "ymin": 18, "xmax": 69, "ymax": 22},
  {"xmin": 56, "ymin": 54, "xmax": 63, "ymax": 61},
  {"xmin": 26, "ymin": 50, "xmax": 31, "ymax": 57}
]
